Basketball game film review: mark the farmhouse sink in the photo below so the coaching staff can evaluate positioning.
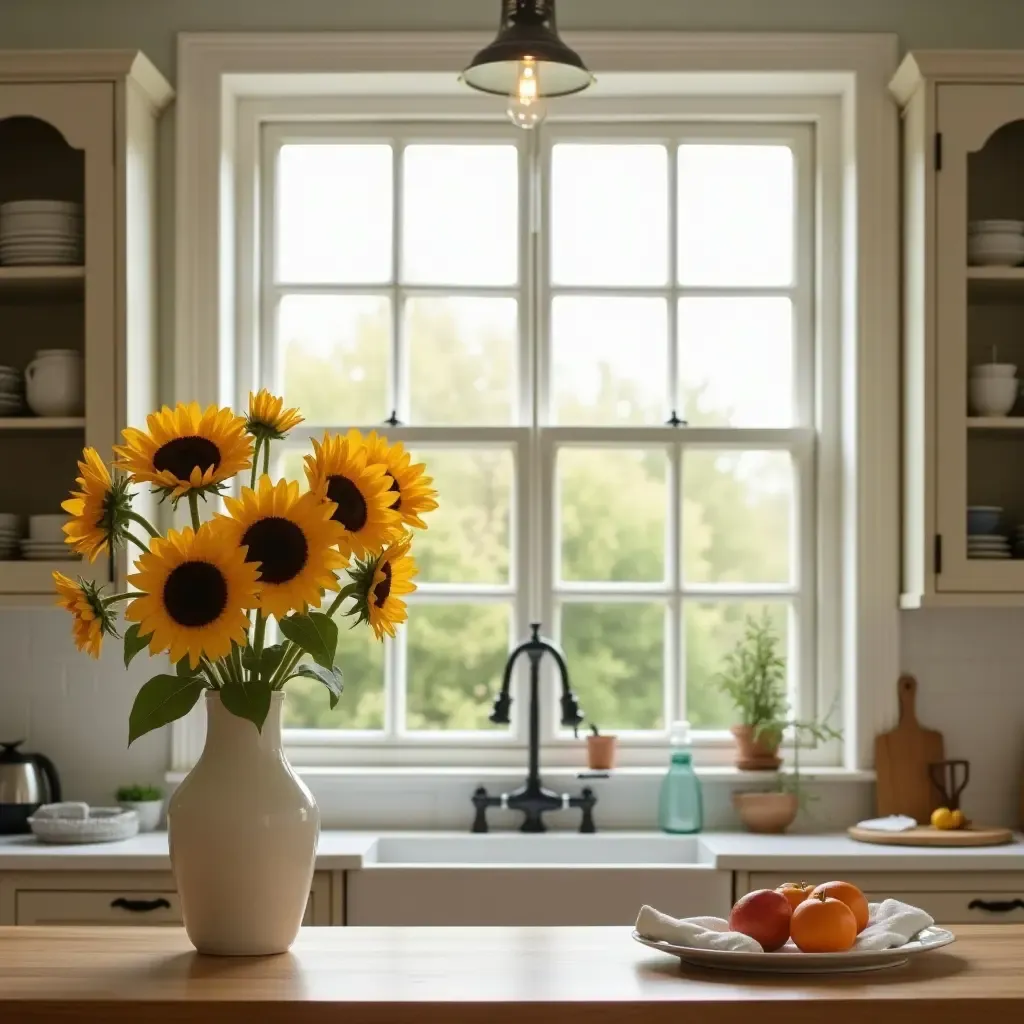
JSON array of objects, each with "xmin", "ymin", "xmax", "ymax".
[{"xmin": 365, "ymin": 832, "xmax": 712, "ymax": 866}]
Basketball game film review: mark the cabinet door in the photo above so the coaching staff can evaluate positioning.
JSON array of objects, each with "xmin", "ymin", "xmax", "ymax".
[
  {"xmin": 0, "ymin": 84, "xmax": 116, "ymax": 595},
  {"xmin": 935, "ymin": 85, "xmax": 1024, "ymax": 593}
]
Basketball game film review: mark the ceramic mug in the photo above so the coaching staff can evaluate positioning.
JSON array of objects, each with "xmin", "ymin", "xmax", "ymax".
[
  {"xmin": 969, "ymin": 376, "xmax": 1018, "ymax": 416},
  {"xmin": 25, "ymin": 349, "xmax": 83, "ymax": 417}
]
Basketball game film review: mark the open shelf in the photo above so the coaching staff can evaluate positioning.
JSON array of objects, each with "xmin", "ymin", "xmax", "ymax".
[
  {"xmin": 967, "ymin": 416, "xmax": 1024, "ymax": 431},
  {"xmin": 968, "ymin": 266, "xmax": 1024, "ymax": 299},
  {"xmin": 0, "ymin": 266, "xmax": 84, "ymax": 295},
  {"xmin": 0, "ymin": 417, "xmax": 84, "ymax": 432}
]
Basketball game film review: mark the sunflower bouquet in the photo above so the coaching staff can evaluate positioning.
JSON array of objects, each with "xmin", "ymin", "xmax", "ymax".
[{"xmin": 54, "ymin": 391, "xmax": 437, "ymax": 743}]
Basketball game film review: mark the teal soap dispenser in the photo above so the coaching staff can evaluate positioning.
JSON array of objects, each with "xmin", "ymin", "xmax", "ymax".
[{"xmin": 658, "ymin": 720, "xmax": 703, "ymax": 834}]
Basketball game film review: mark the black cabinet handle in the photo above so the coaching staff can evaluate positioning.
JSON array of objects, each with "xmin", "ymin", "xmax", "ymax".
[
  {"xmin": 110, "ymin": 897, "xmax": 171, "ymax": 913},
  {"xmin": 967, "ymin": 898, "xmax": 1024, "ymax": 913}
]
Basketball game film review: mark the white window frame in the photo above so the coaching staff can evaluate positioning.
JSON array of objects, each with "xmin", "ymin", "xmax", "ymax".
[{"xmin": 172, "ymin": 32, "xmax": 900, "ymax": 779}]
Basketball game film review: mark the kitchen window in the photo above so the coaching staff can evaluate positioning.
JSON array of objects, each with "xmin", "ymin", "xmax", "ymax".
[{"xmin": 252, "ymin": 114, "xmax": 827, "ymax": 765}]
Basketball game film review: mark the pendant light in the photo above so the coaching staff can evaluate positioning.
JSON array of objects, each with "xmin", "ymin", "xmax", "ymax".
[{"xmin": 462, "ymin": 0, "xmax": 595, "ymax": 129}]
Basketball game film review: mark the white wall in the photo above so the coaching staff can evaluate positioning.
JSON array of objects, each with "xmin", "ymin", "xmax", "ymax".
[{"xmin": 0, "ymin": 0, "xmax": 1023, "ymax": 827}]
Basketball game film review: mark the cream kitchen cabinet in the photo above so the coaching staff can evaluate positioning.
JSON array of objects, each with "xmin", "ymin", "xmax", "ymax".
[
  {"xmin": 0, "ymin": 871, "xmax": 337, "ymax": 926},
  {"xmin": 893, "ymin": 52, "xmax": 1024, "ymax": 607},
  {"xmin": 0, "ymin": 52, "xmax": 170, "ymax": 603}
]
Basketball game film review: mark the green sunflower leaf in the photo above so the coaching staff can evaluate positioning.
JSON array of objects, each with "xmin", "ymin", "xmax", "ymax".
[
  {"xmin": 286, "ymin": 662, "xmax": 344, "ymax": 710},
  {"xmin": 279, "ymin": 612, "xmax": 338, "ymax": 670},
  {"xmin": 242, "ymin": 643, "xmax": 287, "ymax": 681},
  {"xmin": 220, "ymin": 680, "xmax": 272, "ymax": 732},
  {"xmin": 128, "ymin": 674, "xmax": 204, "ymax": 746},
  {"xmin": 175, "ymin": 656, "xmax": 199, "ymax": 678},
  {"xmin": 123, "ymin": 624, "xmax": 150, "ymax": 669}
]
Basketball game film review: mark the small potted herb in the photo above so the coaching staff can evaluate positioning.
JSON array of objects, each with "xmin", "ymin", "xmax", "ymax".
[
  {"xmin": 715, "ymin": 611, "xmax": 788, "ymax": 770},
  {"xmin": 116, "ymin": 783, "xmax": 165, "ymax": 833},
  {"xmin": 586, "ymin": 724, "xmax": 617, "ymax": 771}
]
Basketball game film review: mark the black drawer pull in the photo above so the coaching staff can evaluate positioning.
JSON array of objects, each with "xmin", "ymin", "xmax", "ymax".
[
  {"xmin": 110, "ymin": 897, "xmax": 171, "ymax": 913},
  {"xmin": 967, "ymin": 898, "xmax": 1024, "ymax": 913}
]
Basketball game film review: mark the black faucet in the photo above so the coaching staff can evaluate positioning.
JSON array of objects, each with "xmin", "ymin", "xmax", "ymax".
[{"xmin": 471, "ymin": 623, "xmax": 597, "ymax": 833}]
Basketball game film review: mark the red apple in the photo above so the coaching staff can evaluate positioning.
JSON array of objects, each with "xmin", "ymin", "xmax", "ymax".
[{"xmin": 728, "ymin": 889, "xmax": 792, "ymax": 951}]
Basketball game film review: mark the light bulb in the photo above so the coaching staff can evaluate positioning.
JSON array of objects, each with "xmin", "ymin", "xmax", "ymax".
[{"xmin": 507, "ymin": 57, "xmax": 547, "ymax": 130}]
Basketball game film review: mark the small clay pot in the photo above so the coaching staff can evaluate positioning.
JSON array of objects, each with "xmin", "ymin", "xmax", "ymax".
[
  {"xmin": 586, "ymin": 734, "xmax": 617, "ymax": 770},
  {"xmin": 730, "ymin": 724, "xmax": 782, "ymax": 771},
  {"xmin": 733, "ymin": 791, "xmax": 799, "ymax": 834}
]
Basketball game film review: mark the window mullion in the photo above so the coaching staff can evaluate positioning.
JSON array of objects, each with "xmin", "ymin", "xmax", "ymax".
[
  {"xmin": 391, "ymin": 141, "xmax": 406, "ymax": 423},
  {"xmin": 669, "ymin": 439, "xmax": 683, "ymax": 729}
]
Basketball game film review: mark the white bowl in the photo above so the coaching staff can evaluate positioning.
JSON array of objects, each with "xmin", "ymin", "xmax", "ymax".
[
  {"xmin": 969, "ymin": 251, "xmax": 1024, "ymax": 267},
  {"xmin": 970, "ymin": 219, "xmax": 1024, "ymax": 234},
  {"xmin": 970, "ymin": 377, "xmax": 1018, "ymax": 416},
  {"xmin": 971, "ymin": 363, "xmax": 1018, "ymax": 379}
]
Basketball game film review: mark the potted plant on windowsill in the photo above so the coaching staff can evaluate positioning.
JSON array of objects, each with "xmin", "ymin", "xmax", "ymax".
[
  {"xmin": 116, "ymin": 783, "xmax": 165, "ymax": 833},
  {"xmin": 715, "ymin": 610, "xmax": 788, "ymax": 770},
  {"xmin": 585, "ymin": 724, "xmax": 617, "ymax": 770}
]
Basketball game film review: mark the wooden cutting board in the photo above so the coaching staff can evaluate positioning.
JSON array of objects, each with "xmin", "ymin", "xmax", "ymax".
[
  {"xmin": 874, "ymin": 674, "xmax": 945, "ymax": 824},
  {"xmin": 848, "ymin": 824, "xmax": 1015, "ymax": 847}
]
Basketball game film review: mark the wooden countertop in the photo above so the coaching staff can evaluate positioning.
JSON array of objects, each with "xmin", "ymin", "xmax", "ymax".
[{"xmin": 1, "ymin": 924, "xmax": 1020, "ymax": 1023}]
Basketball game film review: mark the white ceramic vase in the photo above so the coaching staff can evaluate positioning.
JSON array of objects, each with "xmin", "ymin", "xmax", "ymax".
[{"xmin": 168, "ymin": 692, "xmax": 319, "ymax": 956}]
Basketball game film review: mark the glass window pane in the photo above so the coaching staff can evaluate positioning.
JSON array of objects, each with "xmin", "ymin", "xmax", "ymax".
[
  {"xmin": 679, "ymin": 297, "xmax": 793, "ymax": 427},
  {"xmin": 560, "ymin": 603, "xmax": 665, "ymax": 732},
  {"xmin": 408, "ymin": 448, "xmax": 512, "ymax": 584},
  {"xmin": 281, "ymin": 604, "xmax": 385, "ymax": 730},
  {"xmin": 684, "ymin": 601, "xmax": 791, "ymax": 730},
  {"xmin": 678, "ymin": 143, "xmax": 794, "ymax": 286},
  {"xmin": 559, "ymin": 448, "xmax": 666, "ymax": 582},
  {"xmin": 405, "ymin": 603, "xmax": 511, "ymax": 731},
  {"xmin": 403, "ymin": 144, "xmax": 518, "ymax": 285},
  {"xmin": 551, "ymin": 144, "xmax": 668, "ymax": 286},
  {"xmin": 277, "ymin": 144, "xmax": 392, "ymax": 284},
  {"xmin": 279, "ymin": 295, "xmax": 391, "ymax": 426},
  {"xmin": 683, "ymin": 449, "xmax": 794, "ymax": 585},
  {"xmin": 552, "ymin": 297, "xmax": 667, "ymax": 425},
  {"xmin": 407, "ymin": 297, "xmax": 516, "ymax": 425}
]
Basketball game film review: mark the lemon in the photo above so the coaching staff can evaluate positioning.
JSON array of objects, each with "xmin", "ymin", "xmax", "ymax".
[
  {"xmin": 931, "ymin": 807, "xmax": 954, "ymax": 829},
  {"xmin": 949, "ymin": 809, "xmax": 966, "ymax": 830}
]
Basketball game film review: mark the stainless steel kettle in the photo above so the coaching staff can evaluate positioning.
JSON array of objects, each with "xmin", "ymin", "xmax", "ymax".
[{"xmin": 0, "ymin": 741, "xmax": 61, "ymax": 834}]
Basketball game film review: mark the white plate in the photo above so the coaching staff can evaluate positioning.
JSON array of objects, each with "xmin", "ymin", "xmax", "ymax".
[
  {"xmin": 632, "ymin": 926, "xmax": 956, "ymax": 974},
  {"xmin": 0, "ymin": 256, "xmax": 81, "ymax": 266},
  {"xmin": 969, "ymin": 553, "xmax": 1012, "ymax": 559}
]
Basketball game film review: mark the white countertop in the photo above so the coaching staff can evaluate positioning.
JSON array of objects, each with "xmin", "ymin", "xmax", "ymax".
[{"xmin": 0, "ymin": 830, "xmax": 1021, "ymax": 872}]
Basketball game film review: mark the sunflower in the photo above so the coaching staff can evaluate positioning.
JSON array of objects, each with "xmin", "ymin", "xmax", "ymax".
[
  {"xmin": 347, "ymin": 533, "xmax": 418, "ymax": 640},
  {"xmin": 358, "ymin": 431, "xmax": 438, "ymax": 531},
  {"xmin": 246, "ymin": 389, "xmax": 304, "ymax": 442},
  {"xmin": 220, "ymin": 474, "xmax": 348, "ymax": 620},
  {"xmin": 113, "ymin": 402, "xmax": 253, "ymax": 502},
  {"xmin": 61, "ymin": 448, "xmax": 134, "ymax": 561},
  {"xmin": 125, "ymin": 521, "xmax": 260, "ymax": 669},
  {"xmin": 303, "ymin": 432, "xmax": 402, "ymax": 560},
  {"xmin": 53, "ymin": 572, "xmax": 118, "ymax": 659}
]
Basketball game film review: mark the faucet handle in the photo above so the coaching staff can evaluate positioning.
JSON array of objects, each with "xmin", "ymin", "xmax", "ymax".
[
  {"xmin": 560, "ymin": 691, "xmax": 584, "ymax": 731},
  {"xmin": 489, "ymin": 690, "xmax": 512, "ymax": 725}
]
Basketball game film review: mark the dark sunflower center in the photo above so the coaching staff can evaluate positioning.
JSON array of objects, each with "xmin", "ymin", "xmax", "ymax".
[
  {"xmin": 326, "ymin": 475, "xmax": 368, "ymax": 531},
  {"xmin": 241, "ymin": 517, "xmax": 308, "ymax": 584},
  {"xmin": 373, "ymin": 561, "xmax": 393, "ymax": 608},
  {"xmin": 163, "ymin": 561, "xmax": 228, "ymax": 628},
  {"xmin": 387, "ymin": 475, "xmax": 402, "ymax": 512},
  {"xmin": 153, "ymin": 436, "xmax": 221, "ymax": 480}
]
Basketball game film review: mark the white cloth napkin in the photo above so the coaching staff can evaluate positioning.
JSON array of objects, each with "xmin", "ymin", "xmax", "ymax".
[
  {"xmin": 635, "ymin": 905, "xmax": 763, "ymax": 953},
  {"xmin": 854, "ymin": 899, "xmax": 935, "ymax": 950},
  {"xmin": 635, "ymin": 898, "xmax": 933, "ymax": 954}
]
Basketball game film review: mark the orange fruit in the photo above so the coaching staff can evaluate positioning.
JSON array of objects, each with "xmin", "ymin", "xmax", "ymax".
[
  {"xmin": 790, "ymin": 892, "xmax": 857, "ymax": 953},
  {"xmin": 775, "ymin": 881, "xmax": 814, "ymax": 911},
  {"xmin": 811, "ymin": 880, "xmax": 869, "ymax": 933}
]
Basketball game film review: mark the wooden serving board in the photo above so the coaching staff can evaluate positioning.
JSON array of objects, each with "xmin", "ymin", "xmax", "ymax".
[
  {"xmin": 848, "ymin": 824, "xmax": 1015, "ymax": 847},
  {"xmin": 874, "ymin": 675, "xmax": 945, "ymax": 824}
]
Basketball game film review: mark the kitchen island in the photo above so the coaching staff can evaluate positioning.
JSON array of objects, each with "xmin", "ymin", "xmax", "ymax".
[{"xmin": 0, "ymin": 924, "xmax": 1019, "ymax": 1023}]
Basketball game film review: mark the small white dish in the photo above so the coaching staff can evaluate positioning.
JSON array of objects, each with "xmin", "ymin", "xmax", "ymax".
[
  {"xmin": 28, "ymin": 802, "xmax": 138, "ymax": 844},
  {"xmin": 971, "ymin": 363, "xmax": 1018, "ymax": 379},
  {"xmin": 632, "ymin": 926, "xmax": 956, "ymax": 974},
  {"xmin": 969, "ymin": 219, "xmax": 1024, "ymax": 233}
]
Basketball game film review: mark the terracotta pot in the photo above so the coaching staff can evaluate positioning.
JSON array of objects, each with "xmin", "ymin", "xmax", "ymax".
[
  {"xmin": 169, "ymin": 693, "xmax": 319, "ymax": 955},
  {"xmin": 733, "ymin": 791, "xmax": 799, "ymax": 834},
  {"xmin": 586, "ymin": 734, "xmax": 617, "ymax": 770},
  {"xmin": 730, "ymin": 724, "xmax": 782, "ymax": 771}
]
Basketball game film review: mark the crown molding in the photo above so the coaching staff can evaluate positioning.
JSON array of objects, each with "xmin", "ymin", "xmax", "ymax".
[{"xmin": 892, "ymin": 49, "xmax": 1024, "ymax": 107}]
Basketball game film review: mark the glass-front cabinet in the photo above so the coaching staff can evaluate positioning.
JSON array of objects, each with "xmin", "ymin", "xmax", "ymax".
[
  {"xmin": 0, "ymin": 55, "xmax": 171, "ymax": 602},
  {"xmin": 893, "ymin": 53, "xmax": 1024, "ymax": 606}
]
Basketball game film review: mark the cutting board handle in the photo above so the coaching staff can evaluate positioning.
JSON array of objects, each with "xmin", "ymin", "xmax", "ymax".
[{"xmin": 897, "ymin": 674, "xmax": 919, "ymax": 725}]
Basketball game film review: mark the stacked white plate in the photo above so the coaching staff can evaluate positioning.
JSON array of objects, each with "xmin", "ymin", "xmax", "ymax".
[
  {"xmin": 0, "ymin": 513, "xmax": 21, "ymax": 560},
  {"xmin": 968, "ymin": 220, "xmax": 1024, "ymax": 267},
  {"xmin": 0, "ymin": 200, "xmax": 83, "ymax": 266},
  {"xmin": 967, "ymin": 533, "xmax": 1012, "ymax": 559},
  {"xmin": 19, "ymin": 539, "xmax": 77, "ymax": 562},
  {"xmin": 0, "ymin": 364, "xmax": 24, "ymax": 416}
]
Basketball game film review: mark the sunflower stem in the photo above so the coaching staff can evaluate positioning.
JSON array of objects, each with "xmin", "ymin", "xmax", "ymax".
[
  {"xmin": 187, "ymin": 492, "xmax": 201, "ymax": 533},
  {"xmin": 252, "ymin": 612, "xmax": 266, "ymax": 682},
  {"xmin": 200, "ymin": 656, "xmax": 223, "ymax": 690},
  {"xmin": 262, "ymin": 438, "xmax": 271, "ymax": 476},
  {"xmin": 230, "ymin": 644, "xmax": 244, "ymax": 685},
  {"xmin": 124, "ymin": 530, "xmax": 151, "ymax": 554},
  {"xmin": 324, "ymin": 581, "xmax": 360, "ymax": 620},
  {"xmin": 101, "ymin": 592, "xmax": 137, "ymax": 606},
  {"xmin": 250, "ymin": 438, "xmax": 261, "ymax": 491},
  {"xmin": 126, "ymin": 511, "xmax": 160, "ymax": 538}
]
